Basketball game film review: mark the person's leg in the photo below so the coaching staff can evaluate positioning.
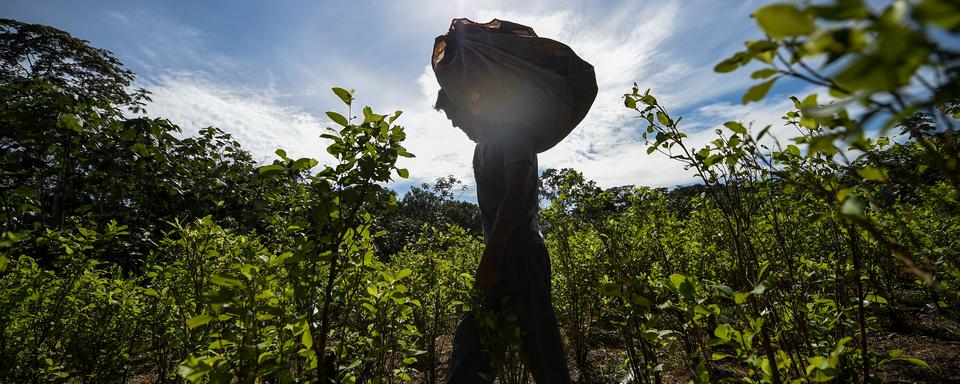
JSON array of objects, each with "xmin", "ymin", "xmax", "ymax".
[
  {"xmin": 501, "ymin": 240, "xmax": 573, "ymax": 384},
  {"xmin": 446, "ymin": 312, "xmax": 496, "ymax": 384}
]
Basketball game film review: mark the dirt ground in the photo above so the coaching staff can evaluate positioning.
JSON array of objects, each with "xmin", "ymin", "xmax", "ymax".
[{"xmin": 417, "ymin": 295, "xmax": 959, "ymax": 384}]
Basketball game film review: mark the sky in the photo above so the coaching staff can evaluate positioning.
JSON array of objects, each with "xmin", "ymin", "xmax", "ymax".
[{"xmin": 2, "ymin": 0, "xmax": 818, "ymax": 199}]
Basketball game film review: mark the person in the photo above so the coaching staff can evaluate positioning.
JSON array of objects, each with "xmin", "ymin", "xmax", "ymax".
[{"xmin": 435, "ymin": 90, "xmax": 573, "ymax": 384}]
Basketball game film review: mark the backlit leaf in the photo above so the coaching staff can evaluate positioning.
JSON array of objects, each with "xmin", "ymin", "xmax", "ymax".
[
  {"xmin": 857, "ymin": 167, "xmax": 888, "ymax": 182},
  {"xmin": 187, "ymin": 314, "xmax": 213, "ymax": 329},
  {"xmin": 755, "ymin": 3, "xmax": 815, "ymax": 38},
  {"xmin": 742, "ymin": 78, "xmax": 779, "ymax": 104},
  {"xmin": 327, "ymin": 111, "xmax": 349, "ymax": 127},
  {"xmin": 724, "ymin": 121, "xmax": 748, "ymax": 134},
  {"xmin": 332, "ymin": 87, "xmax": 352, "ymax": 105}
]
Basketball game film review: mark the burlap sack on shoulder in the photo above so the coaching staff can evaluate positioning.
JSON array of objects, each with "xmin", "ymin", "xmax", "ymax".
[{"xmin": 432, "ymin": 18, "xmax": 598, "ymax": 153}]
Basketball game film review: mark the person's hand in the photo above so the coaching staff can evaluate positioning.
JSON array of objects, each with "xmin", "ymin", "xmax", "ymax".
[{"xmin": 475, "ymin": 248, "xmax": 501, "ymax": 291}]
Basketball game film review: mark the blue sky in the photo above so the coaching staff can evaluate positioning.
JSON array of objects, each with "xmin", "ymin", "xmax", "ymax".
[{"xmin": 3, "ymin": 0, "xmax": 816, "ymax": 197}]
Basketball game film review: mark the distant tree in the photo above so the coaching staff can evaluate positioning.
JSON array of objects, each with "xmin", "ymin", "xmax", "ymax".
[
  {"xmin": 0, "ymin": 19, "xmax": 275, "ymax": 270},
  {"xmin": 373, "ymin": 176, "xmax": 482, "ymax": 257},
  {"xmin": 0, "ymin": 18, "xmax": 149, "ymax": 113}
]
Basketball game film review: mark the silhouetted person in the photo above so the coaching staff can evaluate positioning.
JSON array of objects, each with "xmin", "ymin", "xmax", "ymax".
[{"xmin": 435, "ymin": 90, "xmax": 573, "ymax": 384}]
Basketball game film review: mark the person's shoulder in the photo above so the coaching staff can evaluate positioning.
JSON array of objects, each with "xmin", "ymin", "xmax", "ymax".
[
  {"xmin": 496, "ymin": 128, "xmax": 536, "ymax": 166},
  {"xmin": 492, "ymin": 128, "xmax": 535, "ymax": 146}
]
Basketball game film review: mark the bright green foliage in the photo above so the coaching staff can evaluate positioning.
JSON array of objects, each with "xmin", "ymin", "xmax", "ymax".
[
  {"xmin": 374, "ymin": 177, "xmax": 483, "ymax": 257},
  {"xmin": 620, "ymin": 81, "xmax": 954, "ymax": 381},
  {"xmin": 209, "ymin": 85, "xmax": 419, "ymax": 383},
  {"xmin": 0, "ymin": 77, "xmax": 272, "ymax": 271},
  {"xmin": 3, "ymin": 2, "xmax": 959, "ymax": 382},
  {"xmin": 390, "ymin": 225, "xmax": 479, "ymax": 383},
  {"xmin": 0, "ymin": 220, "xmax": 142, "ymax": 382}
]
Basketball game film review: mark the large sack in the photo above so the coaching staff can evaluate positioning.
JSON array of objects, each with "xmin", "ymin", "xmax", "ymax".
[{"xmin": 432, "ymin": 18, "xmax": 598, "ymax": 153}]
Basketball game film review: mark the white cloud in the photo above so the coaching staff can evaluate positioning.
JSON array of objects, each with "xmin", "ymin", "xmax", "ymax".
[
  {"xmin": 398, "ymin": 0, "xmax": 775, "ymax": 189},
  {"xmin": 395, "ymin": 108, "xmax": 478, "ymax": 186},
  {"xmin": 124, "ymin": 0, "xmax": 787, "ymax": 193},
  {"xmin": 142, "ymin": 73, "xmax": 332, "ymax": 165},
  {"xmin": 552, "ymin": 93, "xmax": 806, "ymax": 188}
]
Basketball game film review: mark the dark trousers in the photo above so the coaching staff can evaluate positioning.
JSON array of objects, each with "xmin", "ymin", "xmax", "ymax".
[{"xmin": 445, "ymin": 236, "xmax": 572, "ymax": 384}]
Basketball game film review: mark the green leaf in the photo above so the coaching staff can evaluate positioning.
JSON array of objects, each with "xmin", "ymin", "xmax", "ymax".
[
  {"xmin": 913, "ymin": 0, "xmax": 960, "ymax": 29},
  {"xmin": 362, "ymin": 106, "xmax": 383, "ymax": 123},
  {"xmin": 712, "ymin": 352, "xmax": 734, "ymax": 360},
  {"xmin": 755, "ymin": 3, "xmax": 815, "ymax": 38},
  {"xmin": 302, "ymin": 326, "xmax": 313, "ymax": 349},
  {"xmin": 258, "ymin": 164, "xmax": 285, "ymax": 176},
  {"xmin": 208, "ymin": 339, "xmax": 235, "ymax": 349},
  {"xmin": 742, "ymin": 78, "xmax": 779, "ymax": 104},
  {"xmin": 669, "ymin": 274, "xmax": 687, "ymax": 290},
  {"xmin": 857, "ymin": 167, "xmax": 888, "ymax": 182},
  {"xmin": 187, "ymin": 314, "xmax": 213, "ymax": 329},
  {"xmin": 326, "ymin": 111, "xmax": 348, "ymax": 127},
  {"xmin": 210, "ymin": 274, "xmax": 243, "ymax": 287},
  {"xmin": 801, "ymin": 116, "xmax": 820, "ymax": 130},
  {"xmin": 58, "ymin": 113, "xmax": 84, "ymax": 132},
  {"xmin": 630, "ymin": 294, "xmax": 650, "ymax": 308},
  {"xmin": 291, "ymin": 158, "xmax": 319, "ymax": 171},
  {"xmin": 785, "ymin": 144, "xmax": 802, "ymax": 156},
  {"xmin": 734, "ymin": 291, "xmax": 752, "ymax": 304},
  {"xmin": 811, "ymin": 0, "xmax": 868, "ymax": 20},
  {"xmin": 724, "ymin": 121, "xmax": 748, "ymax": 134},
  {"xmin": 750, "ymin": 281, "xmax": 768, "ymax": 295},
  {"xmin": 679, "ymin": 279, "xmax": 695, "ymax": 297},
  {"xmin": 716, "ymin": 284, "xmax": 734, "ymax": 296},
  {"xmin": 388, "ymin": 110, "xmax": 403, "ymax": 124},
  {"xmin": 177, "ymin": 356, "xmax": 210, "ymax": 380},
  {"xmin": 714, "ymin": 324, "xmax": 733, "ymax": 340},
  {"xmin": 714, "ymin": 52, "xmax": 747, "ymax": 73},
  {"xmin": 896, "ymin": 357, "xmax": 930, "ymax": 369},
  {"xmin": 600, "ymin": 282, "xmax": 622, "ymax": 298},
  {"xmin": 807, "ymin": 356, "xmax": 830, "ymax": 370},
  {"xmin": 624, "ymin": 96, "xmax": 637, "ymax": 109},
  {"xmin": 834, "ymin": 55, "xmax": 906, "ymax": 92},
  {"xmin": 799, "ymin": 94, "xmax": 820, "ymax": 129},
  {"xmin": 746, "ymin": 40, "xmax": 779, "ymax": 53},
  {"xmin": 714, "ymin": 60, "xmax": 740, "ymax": 73},
  {"xmin": 397, "ymin": 168, "xmax": 410, "ymax": 178},
  {"xmin": 332, "ymin": 87, "xmax": 352, "ymax": 106},
  {"xmin": 841, "ymin": 195, "xmax": 865, "ymax": 217},
  {"xmin": 757, "ymin": 125, "xmax": 772, "ymax": 140},
  {"xmin": 865, "ymin": 293, "xmax": 888, "ymax": 304},
  {"xmin": 656, "ymin": 111, "xmax": 672, "ymax": 126},
  {"xmin": 751, "ymin": 68, "xmax": 779, "ymax": 79},
  {"xmin": 258, "ymin": 352, "xmax": 275, "ymax": 365}
]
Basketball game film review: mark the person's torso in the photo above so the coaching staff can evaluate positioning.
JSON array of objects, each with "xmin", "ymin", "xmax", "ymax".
[{"xmin": 473, "ymin": 132, "xmax": 542, "ymax": 245}]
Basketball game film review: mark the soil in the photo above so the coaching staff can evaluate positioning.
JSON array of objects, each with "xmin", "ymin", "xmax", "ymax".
[{"xmin": 414, "ymin": 290, "xmax": 960, "ymax": 384}]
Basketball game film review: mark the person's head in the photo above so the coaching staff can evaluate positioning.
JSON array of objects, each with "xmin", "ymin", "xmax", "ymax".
[{"xmin": 434, "ymin": 90, "xmax": 487, "ymax": 142}]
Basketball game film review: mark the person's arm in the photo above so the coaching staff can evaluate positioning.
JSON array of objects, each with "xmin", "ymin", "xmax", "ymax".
[{"xmin": 475, "ymin": 160, "xmax": 532, "ymax": 290}]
